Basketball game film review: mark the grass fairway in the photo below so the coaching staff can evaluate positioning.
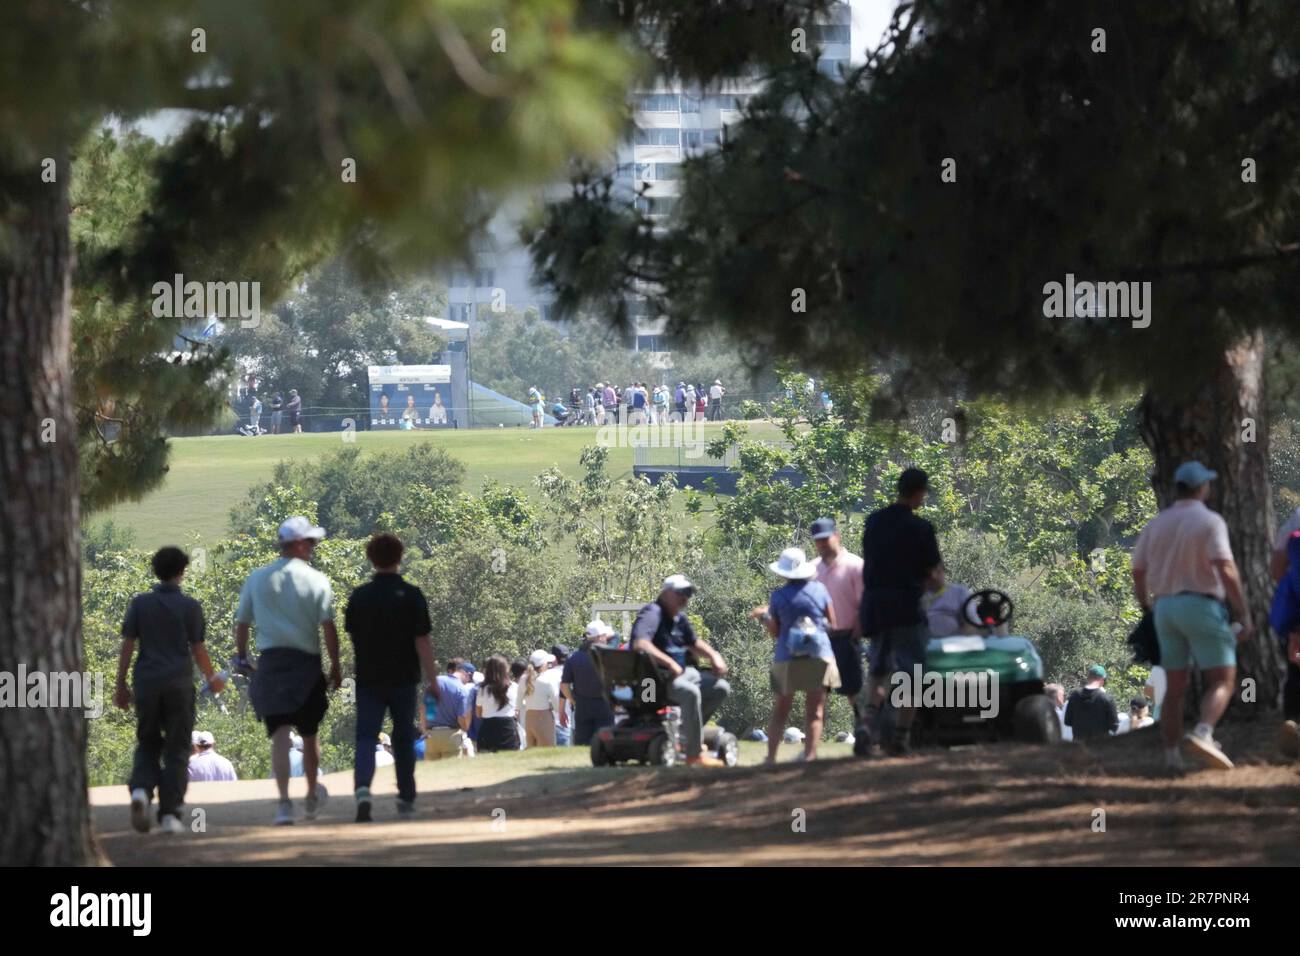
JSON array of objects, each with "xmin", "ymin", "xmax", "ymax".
[{"xmin": 100, "ymin": 421, "xmax": 776, "ymax": 550}]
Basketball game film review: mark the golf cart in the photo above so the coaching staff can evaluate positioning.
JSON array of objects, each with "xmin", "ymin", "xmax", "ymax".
[
  {"xmin": 588, "ymin": 645, "xmax": 740, "ymax": 767},
  {"xmin": 856, "ymin": 589, "xmax": 1060, "ymax": 754}
]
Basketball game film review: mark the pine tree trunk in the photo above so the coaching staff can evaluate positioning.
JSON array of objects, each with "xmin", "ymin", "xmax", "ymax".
[
  {"xmin": 1138, "ymin": 330, "xmax": 1282, "ymax": 716},
  {"xmin": 0, "ymin": 160, "xmax": 98, "ymax": 863}
]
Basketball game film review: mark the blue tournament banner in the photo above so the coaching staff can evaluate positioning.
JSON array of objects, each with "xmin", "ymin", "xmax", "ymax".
[{"xmin": 368, "ymin": 364, "xmax": 453, "ymax": 429}]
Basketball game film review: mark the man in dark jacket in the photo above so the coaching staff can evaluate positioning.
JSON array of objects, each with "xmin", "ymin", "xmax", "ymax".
[{"xmin": 1064, "ymin": 665, "xmax": 1120, "ymax": 741}]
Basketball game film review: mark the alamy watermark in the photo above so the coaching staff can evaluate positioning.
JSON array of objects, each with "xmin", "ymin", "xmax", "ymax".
[
  {"xmin": 1042, "ymin": 273, "xmax": 1151, "ymax": 328},
  {"xmin": 152, "ymin": 273, "xmax": 261, "ymax": 328},
  {"xmin": 596, "ymin": 417, "xmax": 707, "ymax": 459},
  {"xmin": 890, "ymin": 666, "xmax": 1000, "ymax": 718},
  {"xmin": 0, "ymin": 666, "xmax": 106, "ymax": 718}
]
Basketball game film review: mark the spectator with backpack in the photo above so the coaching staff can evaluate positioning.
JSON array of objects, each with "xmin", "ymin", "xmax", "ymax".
[{"xmin": 758, "ymin": 547, "xmax": 841, "ymax": 765}]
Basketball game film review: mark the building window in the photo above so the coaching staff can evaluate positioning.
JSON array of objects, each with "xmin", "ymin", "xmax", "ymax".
[
  {"xmin": 634, "ymin": 126, "xmax": 681, "ymax": 146},
  {"xmin": 636, "ymin": 334, "xmax": 675, "ymax": 352},
  {"xmin": 700, "ymin": 128, "xmax": 722, "ymax": 145},
  {"xmin": 655, "ymin": 163, "xmax": 683, "ymax": 180},
  {"xmin": 636, "ymin": 93, "xmax": 679, "ymax": 112},
  {"xmin": 811, "ymin": 24, "xmax": 850, "ymax": 43},
  {"xmin": 817, "ymin": 59, "xmax": 845, "ymax": 78},
  {"xmin": 680, "ymin": 92, "xmax": 701, "ymax": 113},
  {"xmin": 474, "ymin": 268, "xmax": 495, "ymax": 287},
  {"xmin": 635, "ymin": 196, "xmax": 678, "ymax": 217},
  {"xmin": 682, "ymin": 130, "xmax": 701, "ymax": 149}
]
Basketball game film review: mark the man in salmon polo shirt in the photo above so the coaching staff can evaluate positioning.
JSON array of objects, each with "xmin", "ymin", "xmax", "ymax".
[{"xmin": 809, "ymin": 518, "xmax": 866, "ymax": 725}]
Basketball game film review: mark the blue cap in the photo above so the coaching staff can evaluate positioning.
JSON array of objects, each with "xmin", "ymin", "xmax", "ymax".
[
  {"xmin": 1173, "ymin": 461, "xmax": 1217, "ymax": 487},
  {"xmin": 459, "ymin": 662, "xmax": 475, "ymax": 674},
  {"xmin": 809, "ymin": 517, "xmax": 838, "ymax": 540}
]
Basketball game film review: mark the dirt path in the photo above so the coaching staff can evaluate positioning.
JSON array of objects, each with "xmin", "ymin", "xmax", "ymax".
[{"xmin": 94, "ymin": 725, "xmax": 1300, "ymax": 866}]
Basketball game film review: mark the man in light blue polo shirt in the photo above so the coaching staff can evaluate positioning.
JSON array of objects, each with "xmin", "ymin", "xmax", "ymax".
[{"xmin": 236, "ymin": 516, "xmax": 342, "ymax": 825}]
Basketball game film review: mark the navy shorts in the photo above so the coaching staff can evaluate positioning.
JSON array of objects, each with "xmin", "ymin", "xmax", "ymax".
[
  {"xmin": 264, "ymin": 674, "xmax": 328, "ymax": 737},
  {"xmin": 867, "ymin": 623, "xmax": 930, "ymax": 678},
  {"xmin": 829, "ymin": 631, "xmax": 864, "ymax": 698}
]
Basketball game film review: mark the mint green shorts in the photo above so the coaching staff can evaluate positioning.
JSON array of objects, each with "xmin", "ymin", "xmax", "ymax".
[{"xmin": 1153, "ymin": 593, "xmax": 1236, "ymax": 671}]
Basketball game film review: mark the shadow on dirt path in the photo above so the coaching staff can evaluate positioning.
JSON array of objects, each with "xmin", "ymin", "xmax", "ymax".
[{"xmin": 94, "ymin": 724, "xmax": 1300, "ymax": 866}]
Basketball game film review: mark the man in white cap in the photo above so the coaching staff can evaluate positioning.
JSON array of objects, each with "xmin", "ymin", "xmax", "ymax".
[
  {"xmin": 631, "ymin": 574, "xmax": 730, "ymax": 767},
  {"xmin": 187, "ymin": 731, "xmax": 238, "ymax": 782},
  {"xmin": 708, "ymin": 379, "xmax": 725, "ymax": 420},
  {"xmin": 235, "ymin": 515, "xmax": 342, "ymax": 825},
  {"xmin": 1131, "ymin": 461, "xmax": 1252, "ymax": 772},
  {"xmin": 562, "ymin": 619, "xmax": 617, "ymax": 745}
]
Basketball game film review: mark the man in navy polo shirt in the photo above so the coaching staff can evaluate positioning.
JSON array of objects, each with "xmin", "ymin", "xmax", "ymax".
[{"xmin": 562, "ymin": 620, "xmax": 617, "ymax": 744}]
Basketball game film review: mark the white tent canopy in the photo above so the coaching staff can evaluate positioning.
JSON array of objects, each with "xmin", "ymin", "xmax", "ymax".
[{"xmin": 420, "ymin": 316, "xmax": 469, "ymax": 340}]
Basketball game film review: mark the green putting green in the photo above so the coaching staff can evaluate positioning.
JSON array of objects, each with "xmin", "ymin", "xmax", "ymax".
[{"xmin": 98, "ymin": 421, "xmax": 774, "ymax": 550}]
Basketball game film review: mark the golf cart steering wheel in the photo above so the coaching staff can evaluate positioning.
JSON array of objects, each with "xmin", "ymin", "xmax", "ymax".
[{"xmin": 961, "ymin": 589, "xmax": 1014, "ymax": 630}]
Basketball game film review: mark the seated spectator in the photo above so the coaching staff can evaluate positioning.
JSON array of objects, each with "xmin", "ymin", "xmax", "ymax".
[
  {"xmin": 187, "ymin": 731, "xmax": 238, "ymax": 782},
  {"xmin": 1129, "ymin": 697, "xmax": 1155, "ymax": 731},
  {"xmin": 1064, "ymin": 665, "xmax": 1120, "ymax": 741},
  {"xmin": 374, "ymin": 732, "xmax": 396, "ymax": 768}
]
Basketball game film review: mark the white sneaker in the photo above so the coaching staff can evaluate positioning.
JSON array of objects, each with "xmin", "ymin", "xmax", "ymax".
[
  {"xmin": 159, "ymin": 814, "xmax": 184, "ymax": 835},
  {"xmin": 130, "ymin": 788, "xmax": 151, "ymax": 833},
  {"xmin": 274, "ymin": 800, "xmax": 295, "ymax": 826},
  {"xmin": 304, "ymin": 784, "xmax": 328, "ymax": 821},
  {"xmin": 1183, "ymin": 731, "xmax": 1234, "ymax": 770}
]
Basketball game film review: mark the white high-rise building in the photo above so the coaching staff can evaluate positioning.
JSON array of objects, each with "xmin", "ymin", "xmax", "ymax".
[{"xmin": 445, "ymin": 1, "xmax": 877, "ymax": 352}]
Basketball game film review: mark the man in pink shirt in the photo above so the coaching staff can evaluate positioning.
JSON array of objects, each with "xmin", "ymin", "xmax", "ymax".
[
  {"xmin": 1131, "ymin": 461, "xmax": 1252, "ymax": 773},
  {"xmin": 810, "ymin": 518, "xmax": 866, "ymax": 717}
]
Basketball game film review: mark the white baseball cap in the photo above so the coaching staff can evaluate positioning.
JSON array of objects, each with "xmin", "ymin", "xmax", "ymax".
[
  {"xmin": 783, "ymin": 727, "xmax": 807, "ymax": 743},
  {"xmin": 278, "ymin": 516, "xmax": 325, "ymax": 544},
  {"xmin": 585, "ymin": 619, "xmax": 615, "ymax": 639},
  {"xmin": 196, "ymin": 731, "xmax": 215, "ymax": 747},
  {"xmin": 472, "ymin": 671, "xmax": 485, "ymax": 685},
  {"xmin": 529, "ymin": 649, "xmax": 556, "ymax": 668},
  {"xmin": 662, "ymin": 573, "xmax": 696, "ymax": 595}
]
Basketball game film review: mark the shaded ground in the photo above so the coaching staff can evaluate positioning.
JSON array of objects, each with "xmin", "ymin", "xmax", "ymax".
[{"xmin": 93, "ymin": 727, "xmax": 1300, "ymax": 866}]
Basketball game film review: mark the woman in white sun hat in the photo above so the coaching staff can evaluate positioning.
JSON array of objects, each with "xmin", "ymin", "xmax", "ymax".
[{"xmin": 759, "ymin": 546, "xmax": 840, "ymax": 764}]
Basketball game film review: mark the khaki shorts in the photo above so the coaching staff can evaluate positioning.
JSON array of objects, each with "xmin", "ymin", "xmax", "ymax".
[
  {"xmin": 423, "ymin": 727, "xmax": 468, "ymax": 760},
  {"xmin": 770, "ymin": 658, "xmax": 842, "ymax": 696},
  {"xmin": 524, "ymin": 710, "xmax": 557, "ymax": 748}
]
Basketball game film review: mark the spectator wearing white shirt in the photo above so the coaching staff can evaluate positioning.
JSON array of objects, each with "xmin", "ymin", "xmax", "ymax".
[
  {"xmin": 476, "ymin": 655, "xmax": 521, "ymax": 752},
  {"xmin": 1044, "ymin": 684, "xmax": 1073, "ymax": 742},
  {"xmin": 520, "ymin": 650, "xmax": 561, "ymax": 747},
  {"xmin": 708, "ymin": 380, "xmax": 725, "ymax": 420},
  {"xmin": 510, "ymin": 658, "xmax": 529, "ymax": 748},
  {"xmin": 187, "ymin": 731, "xmax": 238, "ymax": 782},
  {"xmin": 925, "ymin": 568, "xmax": 975, "ymax": 638},
  {"xmin": 1143, "ymin": 665, "xmax": 1167, "ymax": 721}
]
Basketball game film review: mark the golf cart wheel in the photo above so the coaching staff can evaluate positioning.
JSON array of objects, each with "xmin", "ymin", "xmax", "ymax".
[
  {"xmin": 716, "ymin": 733, "xmax": 739, "ymax": 767},
  {"xmin": 648, "ymin": 733, "xmax": 677, "ymax": 767},
  {"xmin": 1013, "ymin": 694, "xmax": 1062, "ymax": 744},
  {"xmin": 590, "ymin": 736, "xmax": 611, "ymax": 767}
]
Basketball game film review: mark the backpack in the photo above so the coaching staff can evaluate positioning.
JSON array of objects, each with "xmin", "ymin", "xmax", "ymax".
[
  {"xmin": 1126, "ymin": 610, "xmax": 1160, "ymax": 665},
  {"xmin": 787, "ymin": 615, "xmax": 821, "ymax": 658}
]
